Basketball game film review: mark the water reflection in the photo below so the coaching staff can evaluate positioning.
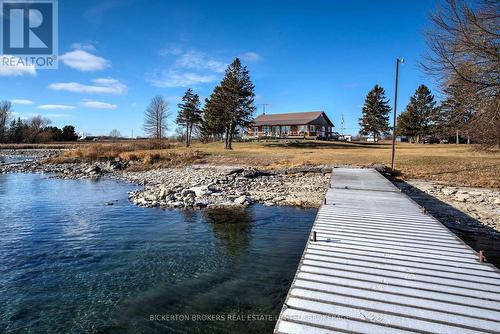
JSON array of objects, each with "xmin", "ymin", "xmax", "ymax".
[
  {"xmin": 204, "ymin": 207, "xmax": 253, "ymax": 257},
  {"xmin": 0, "ymin": 174, "xmax": 316, "ymax": 334}
]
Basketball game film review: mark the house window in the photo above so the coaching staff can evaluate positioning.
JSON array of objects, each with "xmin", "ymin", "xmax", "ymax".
[
  {"xmin": 309, "ymin": 125, "xmax": 316, "ymax": 132},
  {"xmin": 272, "ymin": 126, "xmax": 280, "ymax": 134},
  {"xmin": 282, "ymin": 126, "xmax": 291, "ymax": 134},
  {"xmin": 252, "ymin": 127, "xmax": 259, "ymax": 134},
  {"xmin": 298, "ymin": 125, "xmax": 307, "ymax": 133},
  {"xmin": 263, "ymin": 126, "xmax": 270, "ymax": 134}
]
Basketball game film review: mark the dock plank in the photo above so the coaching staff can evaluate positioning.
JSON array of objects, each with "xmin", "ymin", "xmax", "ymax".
[{"xmin": 275, "ymin": 168, "xmax": 500, "ymax": 334}]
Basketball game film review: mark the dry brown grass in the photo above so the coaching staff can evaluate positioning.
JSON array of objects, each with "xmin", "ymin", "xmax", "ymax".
[
  {"xmin": 47, "ymin": 141, "xmax": 206, "ymax": 168},
  {"xmin": 176, "ymin": 140, "xmax": 500, "ymax": 188},
  {"xmin": 47, "ymin": 139, "xmax": 499, "ymax": 188}
]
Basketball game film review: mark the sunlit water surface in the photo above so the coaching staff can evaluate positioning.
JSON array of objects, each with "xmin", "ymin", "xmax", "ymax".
[{"xmin": 0, "ymin": 173, "xmax": 316, "ymax": 333}]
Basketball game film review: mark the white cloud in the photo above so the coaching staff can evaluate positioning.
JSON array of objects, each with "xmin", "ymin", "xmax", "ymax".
[
  {"xmin": 43, "ymin": 113, "xmax": 70, "ymax": 118},
  {"xmin": 49, "ymin": 78, "xmax": 127, "ymax": 95},
  {"xmin": 149, "ymin": 71, "xmax": 217, "ymax": 88},
  {"xmin": 151, "ymin": 46, "xmax": 229, "ymax": 87},
  {"xmin": 37, "ymin": 104, "xmax": 75, "ymax": 110},
  {"xmin": 159, "ymin": 45, "xmax": 183, "ymax": 56},
  {"xmin": 0, "ymin": 55, "xmax": 36, "ymax": 77},
  {"xmin": 176, "ymin": 50, "xmax": 226, "ymax": 73},
  {"xmin": 71, "ymin": 42, "xmax": 96, "ymax": 52},
  {"xmin": 81, "ymin": 100, "xmax": 117, "ymax": 109},
  {"xmin": 60, "ymin": 49, "xmax": 110, "ymax": 72},
  {"xmin": 240, "ymin": 52, "xmax": 261, "ymax": 62},
  {"xmin": 12, "ymin": 99, "xmax": 34, "ymax": 105}
]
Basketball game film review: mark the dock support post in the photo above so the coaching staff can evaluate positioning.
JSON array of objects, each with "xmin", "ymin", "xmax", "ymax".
[
  {"xmin": 479, "ymin": 250, "xmax": 486, "ymax": 263},
  {"xmin": 312, "ymin": 231, "xmax": 317, "ymax": 242}
]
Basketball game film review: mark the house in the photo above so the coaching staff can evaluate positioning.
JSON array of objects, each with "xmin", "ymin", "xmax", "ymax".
[{"xmin": 247, "ymin": 111, "xmax": 334, "ymax": 139}]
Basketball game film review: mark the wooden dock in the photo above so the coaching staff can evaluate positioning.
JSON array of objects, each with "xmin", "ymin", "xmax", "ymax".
[{"xmin": 275, "ymin": 168, "xmax": 500, "ymax": 334}]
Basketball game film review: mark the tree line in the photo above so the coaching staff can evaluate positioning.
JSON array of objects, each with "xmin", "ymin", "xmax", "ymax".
[
  {"xmin": 143, "ymin": 58, "xmax": 256, "ymax": 149},
  {"xmin": 0, "ymin": 101, "xmax": 78, "ymax": 143},
  {"xmin": 358, "ymin": 83, "xmax": 479, "ymax": 144},
  {"xmin": 360, "ymin": 0, "xmax": 498, "ymax": 146}
]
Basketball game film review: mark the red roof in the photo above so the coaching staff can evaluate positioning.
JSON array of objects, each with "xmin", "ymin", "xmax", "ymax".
[{"xmin": 252, "ymin": 111, "xmax": 334, "ymax": 127}]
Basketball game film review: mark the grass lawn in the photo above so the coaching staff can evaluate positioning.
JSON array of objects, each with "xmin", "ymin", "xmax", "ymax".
[{"xmin": 176, "ymin": 140, "xmax": 500, "ymax": 188}]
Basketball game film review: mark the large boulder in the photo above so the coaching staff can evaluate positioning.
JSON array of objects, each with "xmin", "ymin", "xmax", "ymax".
[
  {"xmin": 234, "ymin": 195, "xmax": 252, "ymax": 205},
  {"xmin": 190, "ymin": 186, "xmax": 212, "ymax": 197}
]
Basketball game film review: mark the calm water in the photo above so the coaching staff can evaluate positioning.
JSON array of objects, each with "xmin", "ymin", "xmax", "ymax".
[
  {"xmin": 0, "ymin": 156, "xmax": 37, "ymax": 164},
  {"xmin": 0, "ymin": 174, "xmax": 316, "ymax": 333}
]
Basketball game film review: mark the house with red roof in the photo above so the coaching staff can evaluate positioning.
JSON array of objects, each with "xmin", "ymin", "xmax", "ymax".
[{"xmin": 247, "ymin": 111, "xmax": 334, "ymax": 139}]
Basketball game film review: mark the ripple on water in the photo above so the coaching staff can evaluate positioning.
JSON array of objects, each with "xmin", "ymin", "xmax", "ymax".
[{"xmin": 0, "ymin": 173, "xmax": 315, "ymax": 333}]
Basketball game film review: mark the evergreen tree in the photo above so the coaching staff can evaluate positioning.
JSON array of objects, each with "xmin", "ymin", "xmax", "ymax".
[
  {"xmin": 7, "ymin": 118, "xmax": 24, "ymax": 143},
  {"xmin": 218, "ymin": 58, "xmax": 256, "ymax": 149},
  {"xmin": 61, "ymin": 125, "xmax": 78, "ymax": 141},
  {"xmin": 200, "ymin": 85, "xmax": 226, "ymax": 141},
  {"xmin": 397, "ymin": 85, "xmax": 438, "ymax": 143},
  {"xmin": 359, "ymin": 85, "xmax": 391, "ymax": 141},
  {"xmin": 0, "ymin": 101, "xmax": 12, "ymax": 143},
  {"xmin": 176, "ymin": 88, "xmax": 202, "ymax": 147}
]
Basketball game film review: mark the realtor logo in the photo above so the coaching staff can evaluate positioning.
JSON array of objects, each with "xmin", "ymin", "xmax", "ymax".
[{"xmin": 1, "ymin": 0, "xmax": 58, "ymax": 68}]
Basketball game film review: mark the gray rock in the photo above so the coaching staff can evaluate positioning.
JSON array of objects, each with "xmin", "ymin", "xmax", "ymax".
[
  {"xmin": 234, "ymin": 195, "xmax": 252, "ymax": 205},
  {"xmin": 442, "ymin": 188, "xmax": 457, "ymax": 196},
  {"xmin": 454, "ymin": 193, "xmax": 470, "ymax": 202},
  {"xmin": 190, "ymin": 186, "xmax": 211, "ymax": 197},
  {"xmin": 181, "ymin": 189, "xmax": 195, "ymax": 197},
  {"xmin": 226, "ymin": 168, "xmax": 244, "ymax": 175},
  {"xmin": 85, "ymin": 165, "xmax": 101, "ymax": 174},
  {"xmin": 242, "ymin": 168, "xmax": 271, "ymax": 178},
  {"xmin": 168, "ymin": 201, "xmax": 184, "ymax": 208},
  {"xmin": 158, "ymin": 187, "xmax": 172, "ymax": 200}
]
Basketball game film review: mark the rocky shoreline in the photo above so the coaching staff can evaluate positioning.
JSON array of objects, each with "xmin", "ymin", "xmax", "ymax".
[
  {"xmin": 397, "ymin": 180, "xmax": 500, "ymax": 235},
  {"xmin": 1, "ymin": 150, "xmax": 498, "ymax": 234},
  {"xmin": 0, "ymin": 157, "xmax": 332, "ymax": 209}
]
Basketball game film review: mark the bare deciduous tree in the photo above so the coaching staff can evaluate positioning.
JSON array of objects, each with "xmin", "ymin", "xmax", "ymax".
[
  {"xmin": 423, "ymin": 0, "xmax": 499, "ymax": 148},
  {"xmin": 144, "ymin": 96, "xmax": 169, "ymax": 141},
  {"xmin": 0, "ymin": 101, "xmax": 12, "ymax": 143},
  {"xmin": 424, "ymin": 0, "xmax": 499, "ymax": 96},
  {"xmin": 109, "ymin": 129, "xmax": 122, "ymax": 138},
  {"xmin": 27, "ymin": 115, "xmax": 51, "ymax": 143}
]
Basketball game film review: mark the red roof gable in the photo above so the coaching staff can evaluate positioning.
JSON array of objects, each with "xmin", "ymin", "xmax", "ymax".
[{"xmin": 252, "ymin": 111, "xmax": 334, "ymax": 127}]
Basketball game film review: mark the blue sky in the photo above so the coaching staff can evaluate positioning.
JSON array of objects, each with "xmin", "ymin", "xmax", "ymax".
[{"xmin": 1, "ymin": 0, "xmax": 440, "ymax": 136}]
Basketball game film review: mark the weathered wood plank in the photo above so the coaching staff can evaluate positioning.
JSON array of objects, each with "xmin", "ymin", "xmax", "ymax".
[{"xmin": 275, "ymin": 168, "xmax": 500, "ymax": 334}]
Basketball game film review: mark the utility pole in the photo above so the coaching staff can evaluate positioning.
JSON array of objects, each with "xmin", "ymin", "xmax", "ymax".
[
  {"xmin": 340, "ymin": 113, "xmax": 345, "ymax": 136},
  {"xmin": 391, "ymin": 58, "xmax": 404, "ymax": 171}
]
